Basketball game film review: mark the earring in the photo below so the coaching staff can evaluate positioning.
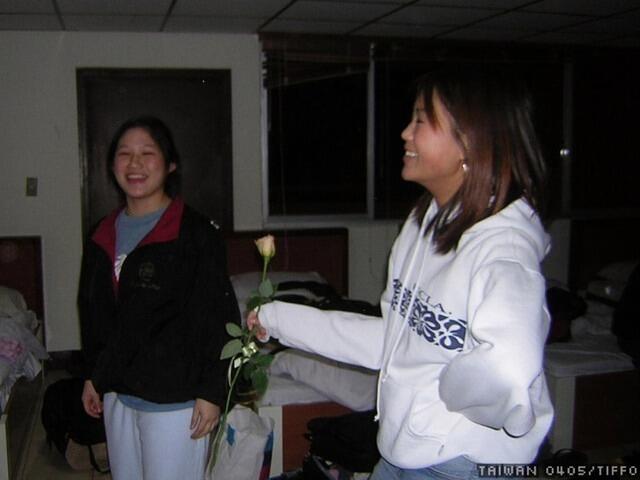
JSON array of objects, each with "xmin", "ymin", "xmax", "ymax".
[{"xmin": 462, "ymin": 162, "xmax": 469, "ymax": 173}]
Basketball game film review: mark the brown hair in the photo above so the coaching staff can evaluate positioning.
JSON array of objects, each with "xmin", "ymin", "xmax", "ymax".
[{"xmin": 412, "ymin": 64, "xmax": 547, "ymax": 253}]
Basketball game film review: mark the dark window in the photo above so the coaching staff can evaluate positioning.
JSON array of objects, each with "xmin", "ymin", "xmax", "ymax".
[
  {"xmin": 268, "ymin": 71, "xmax": 368, "ymax": 215},
  {"xmin": 572, "ymin": 53, "xmax": 640, "ymax": 210},
  {"xmin": 263, "ymin": 35, "xmax": 601, "ymax": 221}
]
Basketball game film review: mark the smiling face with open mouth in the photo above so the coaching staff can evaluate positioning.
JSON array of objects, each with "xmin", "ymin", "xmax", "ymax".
[
  {"xmin": 112, "ymin": 127, "xmax": 176, "ymax": 215},
  {"xmin": 400, "ymin": 91, "xmax": 466, "ymax": 206}
]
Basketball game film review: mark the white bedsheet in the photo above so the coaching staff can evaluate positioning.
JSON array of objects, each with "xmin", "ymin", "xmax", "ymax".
[{"xmin": 258, "ymin": 349, "xmax": 378, "ymax": 411}]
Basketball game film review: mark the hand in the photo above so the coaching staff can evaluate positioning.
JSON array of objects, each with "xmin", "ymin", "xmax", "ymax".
[
  {"xmin": 190, "ymin": 399, "xmax": 220, "ymax": 439},
  {"xmin": 81, "ymin": 380, "xmax": 103, "ymax": 418},
  {"xmin": 246, "ymin": 309, "xmax": 269, "ymax": 342}
]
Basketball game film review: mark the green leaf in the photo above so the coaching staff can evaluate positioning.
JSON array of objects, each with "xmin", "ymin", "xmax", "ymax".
[
  {"xmin": 225, "ymin": 323, "xmax": 243, "ymax": 338},
  {"xmin": 250, "ymin": 369, "xmax": 269, "ymax": 396},
  {"xmin": 258, "ymin": 279, "xmax": 274, "ymax": 298},
  {"xmin": 252, "ymin": 354, "xmax": 274, "ymax": 367},
  {"xmin": 242, "ymin": 362, "xmax": 255, "ymax": 380},
  {"xmin": 219, "ymin": 339, "xmax": 243, "ymax": 359},
  {"xmin": 246, "ymin": 296, "xmax": 262, "ymax": 311}
]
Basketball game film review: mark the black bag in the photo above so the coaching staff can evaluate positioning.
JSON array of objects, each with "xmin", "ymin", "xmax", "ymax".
[
  {"xmin": 276, "ymin": 280, "xmax": 382, "ymax": 317},
  {"xmin": 613, "ymin": 262, "xmax": 640, "ymax": 367},
  {"xmin": 41, "ymin": 377, "xmax": 109, "ymax": 472},
  {"xmin": 545, "ymin": 287, "xmax": 587, "ymax": 344},
  {"xmin": 305, "ymin": 410, "xmax": 380, "ymax": 473}
]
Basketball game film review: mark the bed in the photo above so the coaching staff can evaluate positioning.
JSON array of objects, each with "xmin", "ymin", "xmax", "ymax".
[
  {"xmin": 0, "ymin": 237, "xmax": 48, "ymax": 480},
  {"xmin": 225, "ymin": 229, "xmax": 378, "ymax": 475},
  {"xmin": 543, "ymin": 217, "xmax": 640, "ymax": 452}
]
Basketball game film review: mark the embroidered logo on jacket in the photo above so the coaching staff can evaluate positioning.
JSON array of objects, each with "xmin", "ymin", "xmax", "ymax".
[
  {"xmin": 391, "ymin": 279, "xmax": 467, "ymax": 352},
  {"xmin": 134, "ymin": 262, "xmax": 161, "ymax": 290}
]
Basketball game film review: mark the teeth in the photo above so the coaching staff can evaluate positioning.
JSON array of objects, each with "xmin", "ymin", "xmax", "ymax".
[{"xmin": 405, "ymin": 151, "xmax": 418, "ymax": 158}]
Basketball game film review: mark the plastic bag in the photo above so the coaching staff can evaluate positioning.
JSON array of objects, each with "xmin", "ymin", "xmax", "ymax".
[{"xmin": 207, "ymin": 405, "xmax": 274, "ymax": 480}]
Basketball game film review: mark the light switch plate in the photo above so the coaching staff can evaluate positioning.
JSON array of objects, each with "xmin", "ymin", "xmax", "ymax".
[{"xmin": 26, "ymin": 177, "xmax": 38, "ymax": 196}]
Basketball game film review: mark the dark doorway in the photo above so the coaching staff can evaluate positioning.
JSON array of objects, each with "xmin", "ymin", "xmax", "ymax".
[{"xmin": 77, "ymin": 68, "xmax": 233, "ymax": 235}]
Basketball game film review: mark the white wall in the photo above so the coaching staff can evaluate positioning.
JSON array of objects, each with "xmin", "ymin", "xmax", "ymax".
[{"xmin": 0, "ymin": 31, "xmax": 263, "ymax": 351}]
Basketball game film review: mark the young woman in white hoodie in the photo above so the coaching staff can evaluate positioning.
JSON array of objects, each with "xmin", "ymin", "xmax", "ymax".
[{"xmin": 249, "ymin": 65, "xmax": 553, "ymax": 479}]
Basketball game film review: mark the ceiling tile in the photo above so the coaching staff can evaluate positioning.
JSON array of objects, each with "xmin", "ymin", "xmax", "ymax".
[
  {"xmin": 0, "ymin": 0, "xmax": 636, "ymax": 46},
  {"xmin": 63, "ymin": 14, "xmax": 163, "ymax": 31},
  {"xmin": 523, "ymin": 0, "xmax": 640, "ymax": 16},
  {"xmin": 172, "ymin": 0, "xmax": 290, "ymax": 17},
  {"xmin": 438, "ymin": 27, "xmax": 530, "ymax": 42},
  {"xmin": 384, "ymin": 5, "xmax": 498, "ymax": 26},
  {"xmin": 57, "ymin": 0, "xmax": 172, "ymax": 15},
  {"xmin": 355, "ymin": 21, "xmax": 446, "ymax": 37},
  {"xmin": 164, "ymin": 16, "xmax": 264, "ymax": 33},
  {"xmin": 282, "ymin": 1, "xmax": 395, "ymax": 22},
  {"xmin": 565, "ymin": 10, "xmax": 640, "ymax": 34},
  {"xmin": 475, "ymin": 11, "xmax": 588, "ymax": 31},
  {"xmin": 0, "ymin": 13, "xmax": 59, "ymax": 29},
  {"xmin": 312, "ymin": 0, "xmax": 406, "ymax": 4},
  {"xmin": 261, "ymin": 18, "xmax": 360, "ymax": 35},
  {"xmin": 416, "ymin": 0, "xmax": 531, "ymax": 8},
  {"xmin": 0, "ymin": 0, "xmax": 54, "ymax": 14},
  {"xmin": 520, "ymin": 30, "xmax": 618, "ymax": 45}
]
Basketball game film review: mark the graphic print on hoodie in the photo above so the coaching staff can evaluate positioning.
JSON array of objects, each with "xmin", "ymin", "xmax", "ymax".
[{"xmin": 391, "ymin": 278, "xmax": 467, "ymax": 352}]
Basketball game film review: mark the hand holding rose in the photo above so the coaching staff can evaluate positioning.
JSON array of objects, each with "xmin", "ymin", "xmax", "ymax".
[{"xmin": 246, "ymin": 309, "xmax": 269, "ymax": 342}]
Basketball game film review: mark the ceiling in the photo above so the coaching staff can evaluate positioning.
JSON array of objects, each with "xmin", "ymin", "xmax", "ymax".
[{"xmin": 1, "ymin": 0, "xmax": 639, "ymax": 49}]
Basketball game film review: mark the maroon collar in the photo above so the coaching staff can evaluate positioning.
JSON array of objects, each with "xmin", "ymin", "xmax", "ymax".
[{"xmin": 92, "ymin": 197, "xmax": 185, "ymax": 262}]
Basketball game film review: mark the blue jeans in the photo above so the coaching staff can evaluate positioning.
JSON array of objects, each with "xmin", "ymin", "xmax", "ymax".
[{"xmin": 370, "ymin": 456, "xmax": 491, "ymax": 480}]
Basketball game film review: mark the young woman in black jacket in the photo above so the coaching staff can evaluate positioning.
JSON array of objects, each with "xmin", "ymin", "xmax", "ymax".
[{"xmin": 79, "ymin": 116, "xmax": 239, "ymax": 480}]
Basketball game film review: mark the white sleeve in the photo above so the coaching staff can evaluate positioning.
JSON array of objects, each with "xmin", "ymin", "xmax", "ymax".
[
  {"xmin": 259, "ymin": 301, "xmax": 385, "ymax": 370},
  {"xmin": 438, "ymin": 259, "xmax": 549, "ymax": 437}
]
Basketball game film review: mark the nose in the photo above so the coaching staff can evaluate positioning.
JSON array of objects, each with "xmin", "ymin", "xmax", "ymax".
[
  {"xmin": 128, "ymin": 152, "xmax": 143, "ymax": 167},
  {"xmin": 401, "ymin": 120, "xmax": 413, "ymax": 142}
]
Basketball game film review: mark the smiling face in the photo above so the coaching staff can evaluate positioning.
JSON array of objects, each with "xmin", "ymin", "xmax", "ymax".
[
  {"xmin": 401, "ymin": 91, "xmax": 466, "ymax": 206},
  {"xmin": 112, "ymin": 127, "xmax": 176, "ymax": 215}
]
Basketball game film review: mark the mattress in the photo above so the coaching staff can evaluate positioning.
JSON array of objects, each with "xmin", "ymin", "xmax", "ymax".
[{"xmin": 544, "ymin": 300, "xmax": 634, "ymax": 378}]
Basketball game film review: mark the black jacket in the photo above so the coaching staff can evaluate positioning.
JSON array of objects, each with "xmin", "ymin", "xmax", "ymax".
[{"xmin": 78, "ymin": 198, "xmax": 239, "ymax": 406}]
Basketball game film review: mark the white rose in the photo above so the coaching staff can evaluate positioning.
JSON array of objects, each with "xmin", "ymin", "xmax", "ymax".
[{"xmin": 255, "ymin": 235, "xmax": 276, "ymax": 259}]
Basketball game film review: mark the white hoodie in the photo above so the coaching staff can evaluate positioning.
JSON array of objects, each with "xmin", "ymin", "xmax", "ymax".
[{"xmin": 259, "ymin": 198, "xmax": 554, "ymax": 468}]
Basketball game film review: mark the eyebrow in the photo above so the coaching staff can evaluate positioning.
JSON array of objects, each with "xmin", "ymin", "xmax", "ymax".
[{"xmin": 117, "ymin": 143, "xmax": 158, "ymax": 149}]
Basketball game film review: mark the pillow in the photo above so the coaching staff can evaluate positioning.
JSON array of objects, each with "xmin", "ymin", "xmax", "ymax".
[
  {"xmin": 230, "ymin": 271, "xmax": 328, "ymax": 316},
  {"xmin": 587, "ymin": 261, "xmax": 639, "ymax": 305},
  {"xmin": 0, "ymin": 285, "xmax": 28, "ymax": 316}
]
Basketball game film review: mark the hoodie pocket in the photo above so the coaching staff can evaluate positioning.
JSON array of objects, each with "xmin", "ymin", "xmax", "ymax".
[
  {"xmin": 377, "ymin": 375, "xmax": 464, "ymax": 468},
  {"xmin": 406, "ymin": 386, "xmax": 463, "ymax": 438}
]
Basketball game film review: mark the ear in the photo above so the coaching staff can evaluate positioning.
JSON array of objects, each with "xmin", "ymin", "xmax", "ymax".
[
  {"xmin": 459, "ymin": 132, "xmax": 470, "ymax": 157},
  {"xmin": 168, "ymin": 162, "xmax": 177, "ymax": 173}
]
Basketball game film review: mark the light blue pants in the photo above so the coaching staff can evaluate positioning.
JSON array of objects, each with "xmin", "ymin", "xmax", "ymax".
[
  {"xmin": 103, "ymin": 393, "xmax": 209, "ymax": 480},
  {"xmin": 370, "ymin": 456, "xmax": 490, "ymax": 480}
]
